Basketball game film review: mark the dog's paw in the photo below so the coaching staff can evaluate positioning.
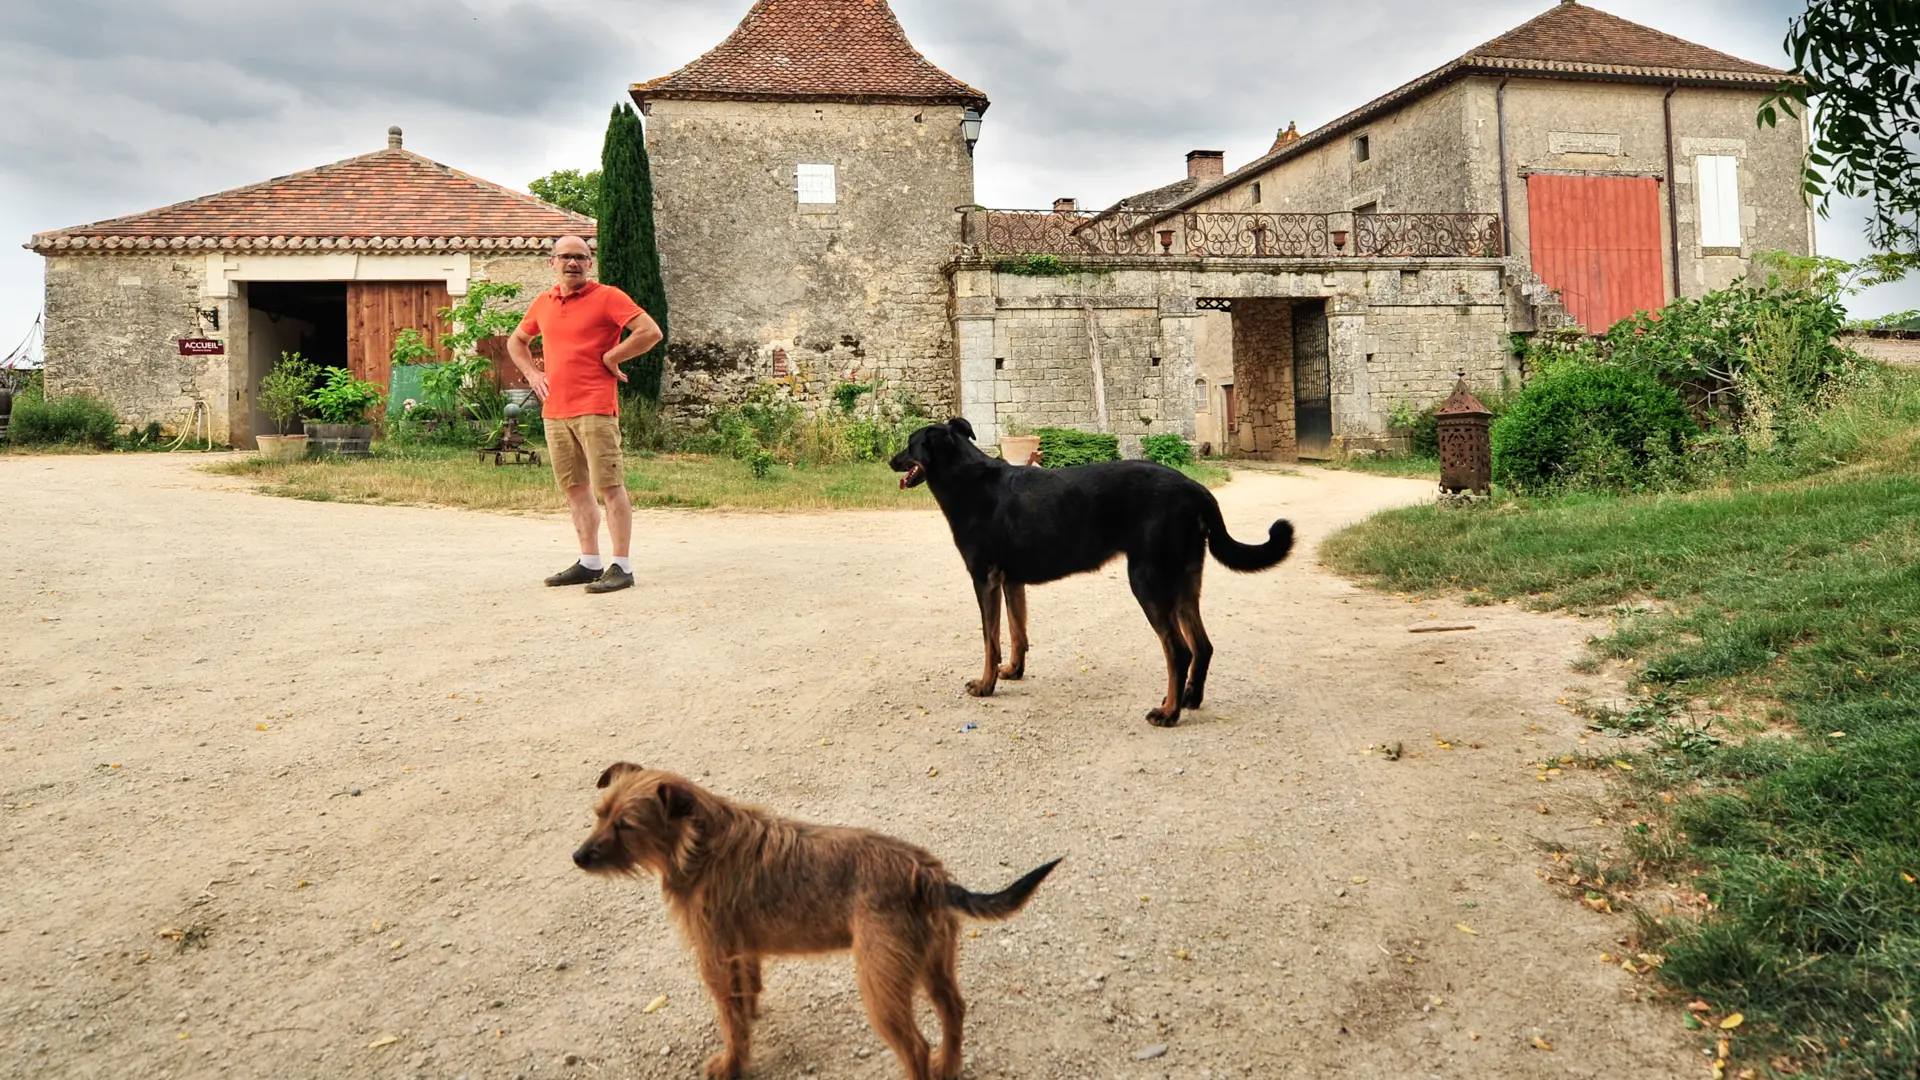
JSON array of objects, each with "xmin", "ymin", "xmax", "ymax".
[
  {"xmin": 1180, "ymin": 687, "xmax": 1204, "ymax": 709},
  {"xmin": 703, "ymin": 1053, "xmax": 743, "ymax": 1080},
  {"xmin": 965, "ymin": 679, "xmax": 996, "ymax": 698},
  {"xmin": 997, "ymin": 663, "xmax": 1025, "ymax": 681},
  {"xmin": 1146, "ymin": 707, "xmax": 1181, "ymax": 728}
]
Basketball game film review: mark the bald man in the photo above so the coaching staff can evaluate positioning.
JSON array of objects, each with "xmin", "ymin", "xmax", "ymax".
[{"xmin": 508, "ymin": 236, "xmax": 663, "ymax": 594}]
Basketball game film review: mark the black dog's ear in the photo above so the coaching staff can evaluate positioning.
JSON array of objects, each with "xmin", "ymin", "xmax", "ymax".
[
  {"xmin": 656, "ymin": 782, "xmax": 697, "ymax": 820},
  {"xmin": 947, "ymin": 417, "xmax": 976, "ymax": 442},
  {"xmin": 596, "ymin": 762, "xmax": 642, "ymax": 789}
]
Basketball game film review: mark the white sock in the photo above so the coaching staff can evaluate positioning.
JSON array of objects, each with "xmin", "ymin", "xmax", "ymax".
[
  {"xmin": 611, "ymin": 557, "xmax": 632, "ymax": 573},
  {"xmin": 579, "ymin": 554, "xmax": 605, "ymax": 572}
]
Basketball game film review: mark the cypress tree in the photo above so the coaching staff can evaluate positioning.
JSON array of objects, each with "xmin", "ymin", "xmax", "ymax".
[{"xmin": 597, "ymin": 102, "xmax": 670, "ymax": 402}]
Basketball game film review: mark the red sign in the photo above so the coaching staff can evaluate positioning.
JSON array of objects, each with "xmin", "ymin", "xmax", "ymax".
[{"xmin": 178, "ymin": 339, "xmax": 225, "ymax": 356}]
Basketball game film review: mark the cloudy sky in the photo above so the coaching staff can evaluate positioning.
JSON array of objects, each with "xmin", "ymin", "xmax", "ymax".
[{"xmin": 1, "ymin": 0, "xmax": 1911, "ymax": 353}]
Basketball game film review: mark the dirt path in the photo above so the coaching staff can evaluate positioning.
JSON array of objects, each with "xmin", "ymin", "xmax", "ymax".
[{"xmin": 0, "ymin": 453, "xmax": 1692, "ymax": 1080}]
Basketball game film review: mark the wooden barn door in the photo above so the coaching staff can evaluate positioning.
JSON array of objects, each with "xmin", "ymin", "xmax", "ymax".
[
  {"xmin": 1526, "ymin": 175, "xmax": 1666, "ymax": 333},
  {"xmin": 346, "ymin": 282, "xmax": 452, "ymax": 413}
]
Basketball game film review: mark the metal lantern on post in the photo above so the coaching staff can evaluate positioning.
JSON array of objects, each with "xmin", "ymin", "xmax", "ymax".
[{"xmin": 1434, "ymin": 375, "xmax": 1493, "ymax": 496}]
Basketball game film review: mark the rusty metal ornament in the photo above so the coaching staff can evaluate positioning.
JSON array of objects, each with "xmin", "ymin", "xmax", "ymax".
[{"xmin": 1434, "ymin": 375, "xmax": 1493, "ymax": 495}]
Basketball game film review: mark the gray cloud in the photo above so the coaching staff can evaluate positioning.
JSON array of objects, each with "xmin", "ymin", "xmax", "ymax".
[{"xmin": 1, "ymin": 0, "xmax": 1912, "ymax": 335}]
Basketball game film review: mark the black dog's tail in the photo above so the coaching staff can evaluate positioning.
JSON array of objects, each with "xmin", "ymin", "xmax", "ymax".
[
  {"xmin": 1200, "ymin": 493, "xmax": 1294, "ymax": 573},
  {"xmin": 947, "ymin": 858, "xmax": 1061, "ymax": 921}
]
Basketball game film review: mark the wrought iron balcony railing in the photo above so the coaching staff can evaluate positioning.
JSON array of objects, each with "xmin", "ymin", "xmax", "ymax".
[{"xmin": 966, "ymin": 209, "xmax": 1503, "ymax": 260}]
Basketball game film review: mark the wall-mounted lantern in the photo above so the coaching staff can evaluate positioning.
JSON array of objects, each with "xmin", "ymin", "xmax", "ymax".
[{"xmin": 962, "ymin": 109, "xmax": 984, "ymax": 155}]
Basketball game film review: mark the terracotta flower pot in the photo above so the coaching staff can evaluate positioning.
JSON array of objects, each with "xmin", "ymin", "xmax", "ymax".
[
  {"xmin": 999, "ymin": 434, "xmax": 1042, "ymax": 467},
  {"xmin": 256, "ymin": 434, "xmax": 310, "ymax": 462}
]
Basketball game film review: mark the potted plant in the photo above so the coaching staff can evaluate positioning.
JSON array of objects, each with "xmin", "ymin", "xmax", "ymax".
[
  {"xmin": 998, "ymin": 416, "xmax": 1041, "ymax": 467},
  {"xmin": 303, "ymin": 367, "xmax": 386, "ymax": 457},
  {"xmin": 256, "ymin": 351, "xmax": 316, "ymax": 462}
]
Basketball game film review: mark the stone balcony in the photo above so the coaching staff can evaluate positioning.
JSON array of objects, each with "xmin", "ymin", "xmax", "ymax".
[{"xmin": 960, "ymin": 208, "xmax": 1504, "ymax": 262}]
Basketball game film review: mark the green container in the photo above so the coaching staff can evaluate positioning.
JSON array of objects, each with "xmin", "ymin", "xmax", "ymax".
[{"xmin": 390, "ymin": 363, "xmax": 431, "ymax": 414}]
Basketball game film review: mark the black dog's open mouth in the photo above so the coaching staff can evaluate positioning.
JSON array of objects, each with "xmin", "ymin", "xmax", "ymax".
[{"xmin": 899, "ymin": 463, "xmax": 926, "ymax": 490}]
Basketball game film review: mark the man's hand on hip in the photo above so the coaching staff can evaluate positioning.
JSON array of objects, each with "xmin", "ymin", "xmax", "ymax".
[
  {"xmin": 528, "ymin": 371, "xmax": 550, "ymax": 401},
  {"xmin": 601, "ymin": 352, "xmax": 631, "ymax": 383}
]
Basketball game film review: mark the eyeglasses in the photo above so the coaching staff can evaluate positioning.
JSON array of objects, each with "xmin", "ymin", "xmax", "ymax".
[{"xmin": 554, "ymin": 254, "xmax": 592, "ymax": 264}]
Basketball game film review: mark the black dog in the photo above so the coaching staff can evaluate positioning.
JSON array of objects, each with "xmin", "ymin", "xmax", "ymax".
[{"xmin": 891, "ymin": 418, "xmax": 1294, "ymax": 727}]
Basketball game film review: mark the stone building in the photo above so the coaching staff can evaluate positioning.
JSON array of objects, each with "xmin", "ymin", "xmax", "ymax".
[
  {"xmin": 960, "ymin": 0, "xmax": 1810, "ymax": 459},
  {"xmin": 630, "ymin": 0, "xmax": 987, "ymax": 416},
  {"xmin": 27, "ymin": 129, "xmax": 593, "ymax": 447}
]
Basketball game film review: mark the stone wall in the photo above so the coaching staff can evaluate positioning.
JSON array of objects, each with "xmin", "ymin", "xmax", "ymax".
[
  {"xmin": 1190, "ymin": 81, "xmax": 1475, "ymax": 215},
  {"xmin": 1230, "ymin": 300, "xmax": 1295, "ymax": 458},
  {"xmin": 1192, "ymin": 310, "xmax": 1232, "ymax": 452},
  {"xmin": 643, "ymin": 99, "xmax": 974, "ymax": 419},
  {"xmin": 1178, "ymin": 74, "xmax": 1811, "ymax": 320},
  {"xmin": 42, "ymin": 253, "xmax": 232, "ymax": 440},
  {"xmin": 39, "ymin": 250, "xmax": 555, "ymax": 445},
  {"xmin": 949, "ymin": 257, "xmax": 1511, "ymax": 460}
]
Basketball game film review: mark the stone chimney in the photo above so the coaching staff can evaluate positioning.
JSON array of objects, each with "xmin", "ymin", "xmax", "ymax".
[
  {"xmin": 1053, "ymin": 198, "xmax": 1078, "ymax": 213},
  {"xmin": 1269, "ymin": 122, "xmax": 1301, "ymax": 154},
  {"xmin": 1186, "ymin": 150, "xmax": 1225, "ymax": 181},
  {"xmin": 388, "ymin": 126, "xmax": 404, "ymax": 150}
]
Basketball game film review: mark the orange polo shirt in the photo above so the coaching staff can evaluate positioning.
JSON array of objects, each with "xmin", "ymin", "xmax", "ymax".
[{"xmin": 516, "ymin": 282, "xmax": 645, "ymax": 419}]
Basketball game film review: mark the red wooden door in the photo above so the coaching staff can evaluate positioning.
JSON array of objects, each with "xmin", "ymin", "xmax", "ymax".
[
  {"xmin": 346, "ymin": 282, "xmax": 452, "ymax": 412},
  {"xmin": 1526, "ymin": 175, "xmax": 1666, "ymax": 333}
]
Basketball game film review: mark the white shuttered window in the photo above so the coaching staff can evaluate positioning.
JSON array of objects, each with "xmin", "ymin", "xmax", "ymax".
[
  {"xmin": 1696, "ymin": 155, "xmax": 1742, "ymax": 248},
  {"xmin": 796, "ymin": 163, "xmax": 837, "ymax": 205}
]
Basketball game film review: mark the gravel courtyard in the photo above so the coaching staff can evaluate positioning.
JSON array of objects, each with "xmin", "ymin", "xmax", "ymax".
[{"xmin": 0, "ymin": 453, "xmax": 1693, "ymax": 1079}]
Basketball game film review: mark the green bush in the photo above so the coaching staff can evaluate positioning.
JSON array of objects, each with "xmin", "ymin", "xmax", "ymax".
[
  {"xmin": 258, "ymin": 351, "xmax": 317, "ymax": 435},
  {"xmin": 1140, "ymin": 433, "xmax": 1194, "ymax": 467},
  {"xmin": 1490, "ymin": 362, "xmax": 1697, "ymax": 492},
  {"xmin": 1037, "ymin": 427, "xmax": 1120, "ymax": 468},
  {"xmin": 305, "ymin": 368, "xmax": 387, "ymax": 425},
  {"xmin": 10, "ymin": 391, "xmax": 118, "ymax": 447}
]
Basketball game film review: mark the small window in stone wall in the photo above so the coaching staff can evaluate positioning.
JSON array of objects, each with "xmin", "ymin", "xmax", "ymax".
[
  {"xmin": 772, "ymin": 348, "xmax": 789, "ymax": 377},
  {"xmin": 1194, "ymin": 379, "xmax": 1209, "ymax": 410},
  {"xmin": 797, "ymin": 163, "xmax": 837, "ymax": 205},
  {"xmin": 1251, "ymin": 182, "xmax": 1262, "ymax": 206},
  {"xmin": 1353, "ymin": 134, "xmax": 1371, "ymax": 163}
]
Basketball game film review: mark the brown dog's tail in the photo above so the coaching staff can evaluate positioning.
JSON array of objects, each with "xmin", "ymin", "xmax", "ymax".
[
  {"xmin": 947, "ymin": 858, "xmax": 1061, "ymax": 920},
  {"xmin": 1200, "ymin": 493, "xmax": 1294, "ymax": 573}
]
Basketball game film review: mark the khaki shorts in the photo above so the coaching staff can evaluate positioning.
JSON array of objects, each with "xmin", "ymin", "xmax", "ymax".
[{"xmin": 547, "ymin": 414, "xmax": 625, "ymax": 492}]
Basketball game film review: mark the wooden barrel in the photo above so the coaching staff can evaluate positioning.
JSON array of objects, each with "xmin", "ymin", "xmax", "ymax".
[{"xmin": 303, "ymin": 422, "xmax": 374, "ymax": 458}]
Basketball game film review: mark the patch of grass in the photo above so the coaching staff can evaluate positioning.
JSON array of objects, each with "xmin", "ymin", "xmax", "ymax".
[
  {"xmin": 208, "ymin": 444, "xmax": 935, "ymax": 513},
  {"xmin": 1323, "ymin": 442, "xmax": 1920, "ymax": 1077},
  {"xmin": 1176, "ymin": 462, "xmax": 1232, "ymax": 487},
  {"xmin": 1316, "ymin": 454, "xmax": 1441, "ymax": 480}
]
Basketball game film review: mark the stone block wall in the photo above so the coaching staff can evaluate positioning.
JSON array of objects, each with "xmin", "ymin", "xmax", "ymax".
[
  {"xmin": 42, "ymin": 254, "xmax": 232, "ymax": 439},
  {"xmin": 951, "ymin": 257, "xmax": 1513, "ymax": 461},
  {"xmin": 1230, "ymin": 300, "xmax": 1297, "ymax": 459},
  {"xmin": 644, "ymin": 99, "xmax": 973, "ymax": 420}
]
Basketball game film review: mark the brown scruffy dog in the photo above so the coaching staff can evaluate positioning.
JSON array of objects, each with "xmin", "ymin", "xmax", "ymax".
[{"xmin": 573, "ymin": 764, "xmax": 1060, "ymax": 1080}]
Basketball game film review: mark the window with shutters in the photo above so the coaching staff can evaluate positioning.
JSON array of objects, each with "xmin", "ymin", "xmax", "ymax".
[
  {"xmin": 1194, "ymin": 379, "xmax": 1209, "ymax": 410},
  {"xmin": 796, "ymin": 163, "xmax": 836, "ymax": 206},
  {"xmin": 1696, "ymin": 155, "xmax": 1742, "ymax": 249}
]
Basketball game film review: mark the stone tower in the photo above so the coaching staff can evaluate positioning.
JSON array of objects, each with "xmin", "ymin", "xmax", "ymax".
[{"xmin": 631, "ymin": 0, "xmax": 989, "ymax": 414}]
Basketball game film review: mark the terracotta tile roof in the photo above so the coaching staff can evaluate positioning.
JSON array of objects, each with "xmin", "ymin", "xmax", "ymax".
[
  {"xmin": 1162, "ymin": 1, "xmax": 1787, "ymax": 217},
  {"xmin": 632, "ymin": 0, "xmax": 988, "ymax": 110},
  {"xmin": 1469, "ymin": 1, "xmax": 1781, "ymax": 76},
  {"xmin": 28, "ymin": 134, "xmax": 595, "ymax": 254}
]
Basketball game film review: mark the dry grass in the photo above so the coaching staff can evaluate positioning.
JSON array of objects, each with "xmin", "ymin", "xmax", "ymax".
[{"xmin": 207, "ymin": 446, "xmax": 936, "ymax": 513}]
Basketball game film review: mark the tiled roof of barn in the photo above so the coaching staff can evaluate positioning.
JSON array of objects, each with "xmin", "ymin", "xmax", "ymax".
[
  {"xmin": 28, "ymin": 134, "xmax": 595, "ymax": 254},
  {"xmin": 631, "ymin": 0, "xmax": 989, "ymax": 110},
  {"xmin": 1160, "ymin": 1, "xmax": 1787, "ymax": 217}
]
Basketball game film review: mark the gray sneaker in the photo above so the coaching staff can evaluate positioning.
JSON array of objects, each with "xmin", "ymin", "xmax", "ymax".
[
  {"xmin": 544, "ymin": 562, "xmax": 602, "ymax": 587},
  {"xmin": 586, "ymin": 565, "xmax": 634, "ymax": 594}
]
